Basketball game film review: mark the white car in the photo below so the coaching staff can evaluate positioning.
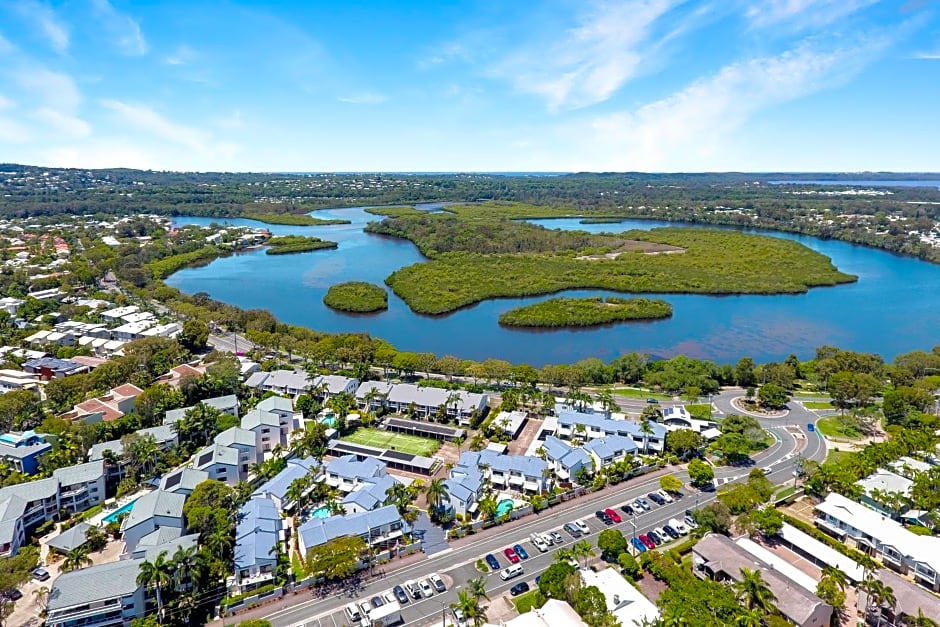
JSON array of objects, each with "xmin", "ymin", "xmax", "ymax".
[
  {"xmin": 453, "ymin": 608, "xmax": 469, "ymax": 627},
  {"xmin": 633, "ymin": 498, "xmax": 650, "ymax": 511},
  {"xmin": 656, "ymin": 489, "xmax": 674, "ymax": 503},
  {"xmin": 418, "ymin": 579, "xmax": 434, "ymax": 597},
  {"xmin": 574, "ymin": 520, "xmax": 590, "ymax": 535},
  {"xmin": 531, "ymin": 535, "xmax": 549, "ymax": 552}
]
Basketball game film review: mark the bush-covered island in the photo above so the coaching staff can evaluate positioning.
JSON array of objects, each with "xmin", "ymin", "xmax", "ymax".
[
  {"xmin": 323, "ymin": 281, "xmax": 389, "ymax": 313},
  {"xmin": 265, "ymin": 235, "xmax": 338, "ymax": 255},
  {"xmin": 498, "ymin": 296, "xmax": 672, "ymax": 328}
]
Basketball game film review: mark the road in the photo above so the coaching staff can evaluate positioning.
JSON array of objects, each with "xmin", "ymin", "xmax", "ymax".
[
  {"xmin": 208, "ymin": 332, "xmax": 255, "ymax": 355},
  {"xmin": 259, "ymin": 416, "xmax": 825, "ymax": 627}
]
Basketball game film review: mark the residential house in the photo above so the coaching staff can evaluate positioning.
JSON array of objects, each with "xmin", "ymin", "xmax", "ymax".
[
  {"xmin": 540, "ymin": 436, "xmax": 593, "ymax": 483},
  {"xmin": 0, "ymin": 430, "xmax": 52, "ymax": 474},
  {"xmin": 555, "ymin": 407, "xmax": 667, "ymax": 453},
  {"xmin": 311, "ymin": 374, "xmax": 359, "ymax": 401},
  {"xmin": 341, "ymin": 474, "xmax": 399, "ymax": 515},
  {"xmin": 660, "ymin": 406, "xmax": 722, "ymax": 440},
  {"xmin": 193, "ymin": 427, "xmax": 260, "ymax": 486},
  {"xmin": 101, "ymin": 305, "xmax": 140, "ymax": 321},
  {"xmin": 297, "ymin": 504, "xmax": 407, "ymax": 557},
  {"xmin": 232, "ymin": 496, "xmax": 283, "ymax": 593},
  {"xmin": 0, "ymin": 369, "xmax": 40, "ymax": 393},
  {"xmin": 120, "ymin": 489, "xmax": 187, "ymax": 553},
  {"xmin": 856, "ymin": 468, "xmax": 914, "ymax": 517},
  {"xmin": 456, "ymin": 450, "xmax": 550, "ymax": 494},
  {"xmin": 443, "ymin": 465, "xmax": 484, "ymax": 518},
  {"xmin": 355, "ymin": 381, "xmax": 394, "ymax": 412},
  {"xmin": 159, "ymin": 467, "xmax": 209, "ymax": 496},
  {"xmin": 241, "ymin": 409, "xmax": 285, "ymax": 454},
  {"xmin": 692, "ymin": 533, "xmax": 832, "ymax": 627},
  {"xmin": 252, "ymin": 457, "xmax": 319, "ymax": 512},
  {"xmin": 322, "ymin": 455, "xmax": 387, "ymax": 493},
  {"xmin": 499, "ymin": 599, "xmax": 587, "ymax": 627},
  {"xmin": 69, "ymin": 383, "xmax": 144, "ymax": 423},
  {"xmin": 163, "ymin": 394, "xmax": 240, "ymax": 425},
  {"xmin": 245, "ymin": 370, "xmax": 315, "ymax": 397},
  {"xmin": 815, "ymin": 492, "xmax": 940, "ymax": 591},
  {"xmin": 157, "ymin": 363, "xmax": 208, "ymax": 388},
  {"xmin": 53, "ymin": 460, "xmax": 106, "ymax": 515},
  {"xmin": 111, "ymin": 320, "xmax": 157, "ymax": 341},
  {"xmin": 582, "ymin": 435, "xmax": 638, "ymax": 469},
  {"xmin": 492, "ymin": 410, "xmax": 528, "ymax": 439},
  {"xmin": 579, "ymin": 567, "xmax": 659, "ymax": 627},
  {"xmin": 22, "ymin": 356, "xmax": 87, "ymax": 380}
]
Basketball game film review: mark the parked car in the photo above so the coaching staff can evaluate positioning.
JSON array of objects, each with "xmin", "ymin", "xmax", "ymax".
[
  {"xmin": 6, "ymin": 589, "xmax": 22, "ymax": 601},
  {"xmin": 639, "ymin": 534, "xmax": 657, "ymax": 550},
  {"xmin": 662, "ymin": 525, "xmax": 680, "ymax": 539},
  {"xmin": 429, "ymin": 573, "xmax": 446, "ymax": 593},
  {"xmin": 574, "ymin": 520, "xmax": 591, "ymax": 535},
  {"xmin": 453, "ymin": 608, "xmax": 468, "ymax": 627},
  {"xmin": 684, "ymin": 515, "xmax": 698, "ymax": 529},
  {"xmin": 637, "ymin": 497, "xmax": 653, "ymax": 509},
  {"xmin": 656, "ymin": 489, "xmax": 675, "ymax": 503},
  {"xmin": 393, "ymin": 585, "xmax": 409, "ymax": 604},
  {"xmin": 549, "ymin": 531, "xmax": 563, "ymax": 544},
  {"xmin": 648, "ymin": 530, "xmax": 663, "ymax": 545},
  {"xmin": 504, "ymin": 547, "xmax": 520, "ymax": 563},
  {"xmin": 383, "ymin": 591, "xmax": 397, "ymax": 605},
  {"xmin": 531, "ymin": 535, "xmax": 549, "ymax": 552},
  {"xmin": 631, "ymin": 536, "xmax": 648, "ymax": 553},
  {"xmin": 419, "ymin": 579, "xmax": 434, "ymax": 598},
  {"xmin": 510, "ymin": 582, "xmax": 530, "ymax": 596},
  {"xmin": 371, "ymin": 596, "xmax": 385, "ymax": 608},
  {"xmin": 513, "ymin": 544, "xmax": 529, "ymax": 560},
  {"xmin": 604, "ymin": 508, "xmax": 622, "ymax": 523},
  {"xmin": 634, "ymin": 498, "xmax": 650, "ymax": 511},
  {"xmin": 500, "ymin": 564, "xmax": 524, "ymax": 581},
  {"xmin": 621, "ymin": 503, "xmax": 636, "ymax": 516},
  {"xmin": 652, "ymin": 527, "xmax": 669, "ymax": 543},
  {"xmin": 485, "ymin": 554, "xmax": 501, "ymax": 570},
  {"xmin": 669, "ymin": 518, "xmax": 689, "ymax": 535},
  {"xmin": 404, "ymin": 579, "xmax": 422, "ymax": 599},
  {"xmin": 563, "ymin": 523, "xmax": 582, "ymax": 537},
  {"xmin": 32, "ymin": 568, "xmax": 50, "ymax": 582},
  {"xmin": 595, "ymin": 510, "xmax": 612, "ymax": 524},
  {"xmin": 647, "ymin": 492, "xmax": 665, "ymax": 505}
]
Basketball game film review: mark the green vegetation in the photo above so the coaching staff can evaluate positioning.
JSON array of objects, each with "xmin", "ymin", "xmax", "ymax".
[
  {"xmin": 341, "ymin": 428, "xmax": 440, "ymax": 457},
  {"xmin": 364, "ymin": 206, "xmax": 426, "ymax": 218},
  {"xmin": 514, "ymin": 589, "xmax": 547, "ymax": 613},
  {"xmin": 815, "ymin": 416, "xmax": 864, "ymax": 439},
  {"xmin": 323, "ymin": 281, "xmax": 389, "ymax": 313},
  {"xmin": 265, "ymin": 235, "xmax": 338, "ymax": 255},
  {"xmin": 579, "ymin": 217, "xmax": 626, "ymax": 224},
  {"xmin": 499, "ymin": 296, "xmax": 671, "ymax": 328},
  {"xmin": 375, "ymin": 215, "xmax": 856, "ymax": 314},
  {"xmin": 824, "ymin": 449, "xmax": 855, "ymax": 465},
  {"xmin": 684, "ymin": 404, "xmax": 712, "ymax": 419},
  {"xmin": 803, "ymin": 401, "xmax": 834, "ymax": 409},
  {"xmin": 148, "ymin": 246, "xmax": 222, "ymax": 280},
  {"xmin": 243, "ymin": 212, "xmax": 349, "ymax": 226},
  {"xmin": 610, "ymin": 387, "xmax": 671, "ymax": 400}
]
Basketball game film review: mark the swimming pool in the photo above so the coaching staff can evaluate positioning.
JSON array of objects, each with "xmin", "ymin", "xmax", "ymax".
[
  {"xmin": 103, "ymin": 499, "xmax": 138, "ymax": 523},
  {"xmin": 311, "ymin": 507, "xmax": 331, "ymax": 519},
  {"xmin": 321, "ymin": 417, "xmax": 336, "ymax": 427},
  {"xmin": 496, "ymin": 499, "xmax": 514, "ymax": 517}
]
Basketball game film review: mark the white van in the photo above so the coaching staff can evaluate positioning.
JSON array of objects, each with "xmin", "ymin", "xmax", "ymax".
[
  {"xmin": 344, "ymin": 602, "xmax": 363, "ymax": 623},
  {"xmin": 668, "ymin": 518, "xmax": 688, "ymax": 535},
  {"xmin": 500, "ymin": 564, "xmax": 524, "ymax": 581}
]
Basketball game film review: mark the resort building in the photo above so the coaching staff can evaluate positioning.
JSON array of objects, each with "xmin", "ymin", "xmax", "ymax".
[
  {"xmin": 540, "ymin": 436, "xmax": 594, "ymax": 483},
  {"xmin": 252, "ymin": 457, "xmax": 320, "ymax": 512},
  {"xmin": 455, "ymin": 449, "xmax": 550, "ymax": 494},
  {"xmin": 0, "ymin": 430, "xmax": 52, "ymax": 474},
  {"xmin": 163, "ymin": 394, "xmax": 240, "ymax": 424},
  {"xmin": 120, "ymin": 489, "xmax": 187, "ymax": 553},
  {"xmin": 355, "ymin": 381, "xmax": 395, "ymax": 411},
  {"xmin": 443, "ymin": 465, "xmax": 484, "ymax": 518},
  {"xmin": 580, "ymin": 567, "xmax": 659, "ymax": 627},
  {"xmin": 245, "ymin": 370, "xmax": 315, "ymax": 397},
  {"xmin": 322, "ymin": 455, "xmax": 387, "ymax": 493},
  {"xmin": 326, "ymin": 439, "xmax": 439, "ymax": 476},
  {"xmin": 232, "ymin": 496, "xmax": 283, "ymax": 594},
  {"xmin": 193, "ymin": 427, "xmax": 260, "ymax": 486},
  {"xmin": 159, "ymin": 467, "xmax": 209, "ymax": 496},
  {"xmin": 855, "ymin": 468, "xmax": 914, "ymax": 517},
  {"xmin": 554, "ymin": 407, "xmax": 667, "ymax": 453},
  {"xmin": 384, "ymin": 383, "xmax": 488, "ymax": 421},
  {"xmin": 297, "ymin": 504, "xmax": 407, "ymax": 557}
]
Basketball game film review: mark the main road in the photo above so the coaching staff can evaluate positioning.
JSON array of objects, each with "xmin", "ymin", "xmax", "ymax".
[{"xmin": 259, "ymin": 410, "xmax": 824, "ymax": 627}]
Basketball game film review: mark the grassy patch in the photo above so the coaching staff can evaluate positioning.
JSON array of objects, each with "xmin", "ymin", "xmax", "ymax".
[
  {"xmin": 513, "ymin": 589, "xmax": 547, "ymax": 613},
  {"xmin": 685, "ymin": 404, "xmax": 712, "ymax": 419},
  {"xmin": 476, "ymin": 559, "xmax": 488, "ymax": 573},
  {"xmin": 265, "ymin": 235, "xmax": 338, "ymax": 255},
  {"xmin": 825, "ymin": 449, "xmax": 856, "ymax": 465},
  {"xmin": 816, "ymin": 416, "xmax": 863, "ymax": 439},
  {"xmin": 242, "ymin": 212, "xmax": 350, "ymax": 226},
  {"xmin": 774, "ymin": 486, "xmax": 797, "ymax": 500},
  {"xmin": 498, "ymin": 296, "xmax": 672, "ymax": 328},
  {"xmin": 323, "ymin": 281, "xmax": 389, "ymax": 313},
  {"xmin": 342, "ymin": 428, "xmax": 440, "ymax": 457},
  {"xmin": 370, "ymin": 211, "xmax": 856, "ymax": 314},
  {"xmin": 611, "ymin": 388, "xmax": 672, "ymax": 400},
  {"xmin": 364, "ymin": 206, "xmax": 426, "ymax": 217},
  {"xmin": 291, "ymin": 553, "xmax": 309, "ymax": 579},
  {"xmin": 579, "ymin": 217, "xmax": 626, "ymax": 224},
  {"xmin": 803, "ymin": 401, "xmax": 835, "ymax": 409}
]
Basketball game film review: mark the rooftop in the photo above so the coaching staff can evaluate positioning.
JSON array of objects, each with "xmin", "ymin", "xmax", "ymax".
[
  {"xmin": 122, "ymin": 489, "xmax": 185, "ymax": 530},
  {"xmin": 46, "ymin": 558, "xmax": 143, "ymax": 611}
]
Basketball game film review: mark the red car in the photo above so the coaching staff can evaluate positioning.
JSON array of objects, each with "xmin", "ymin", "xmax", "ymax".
[
  {"xmin": 604, "ymin": 508, "xmax": 622, "ymax": 523},
  {"xmin": 504, "ymin": 547, "xmax": 520, "ymax": 563},
  {"xmin": 639, "ymin": 535, "xmax": 657, "ymax": 550}
]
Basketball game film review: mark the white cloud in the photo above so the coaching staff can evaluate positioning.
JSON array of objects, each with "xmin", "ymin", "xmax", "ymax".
[
  {"xmin": 0, "ymin": 95, "xmax": 14, "ymax": 110},
  {"xmin": 914, "ymin": 50, "xmax": 940, "ymax": 59},
  {"xmin": 91, "ymin": 0, "xmax": 147, "ymax": 56},
  {"xmin": 746, "ymin": 0, "xmax": 879, "ymax": 30},
  {"xmin": 0, "ymin": 33, "xmax": 15, "ymax": 54},
  {"xmin": 572, "ymin": 36, "xmax": 889, "ymax": 171},
  {"xmin": 15, "ymin": 0, "xmax": 69, "ymax": 53},
  {"xmin": 337, "ymin": 93, "xmax": 388, "ymax": 105},
  {"xmin": 214, "ymin": 110, "xmax": 244, "ymax": 129},
  {"xmin": 33, "ymin": 107, "xmax": 92, "ymax": 138},
  {"xmin": 165, "ymin": 44, "xmax": 195, "ymax": 66},
  {"xmin": 0, "ymin": 116, "xmax": 32, "ymax": 143},
  {"xmin": 100, "ymin": 100, "xmax": 210, "ymax": 152},
  {"xmin": 15, "ymin": 68, "xmax": 82, "ymax": 112}
]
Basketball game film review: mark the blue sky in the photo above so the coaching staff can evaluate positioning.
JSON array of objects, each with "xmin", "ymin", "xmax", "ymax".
[{"xmin": 0, "ymin": 0, "xmax": 938, "ymax": 172}]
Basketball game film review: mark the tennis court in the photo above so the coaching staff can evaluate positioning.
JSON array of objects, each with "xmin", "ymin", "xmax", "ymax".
[{"xmin": 342, "ymin": 428, "xmax": 440, "ymax": 457}]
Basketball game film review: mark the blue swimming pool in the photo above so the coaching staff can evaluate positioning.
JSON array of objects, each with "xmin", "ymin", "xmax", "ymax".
[
  {"xmin": 311, "ymin": 507, "xmax": 331, "ymax": 519},
  {"xmin": 497, "ymin": 500, "xmax": 514, "ymax": 517},
  {"xmin": 103, "ymin": 499, "xmax": 138, "ymax": 523}
]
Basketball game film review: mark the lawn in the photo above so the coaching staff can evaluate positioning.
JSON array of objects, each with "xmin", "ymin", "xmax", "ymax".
[
  {"xmin": 513, "ymin": 589, "xmax": 546, "ymax": 614},
  {"xmin": 342, "ymin": 428, "xmax": 440, "ymax": 457},
  {"xmin": 685, "ymin": 404, "xmax": 712, "ymax": 419},
  {"xmin": 825, "ymin": 449, "xmax": 856, "ymax": 465},
  {"xmin": 803, "ymin": 401, "xmax": 835, "ymax": 410},
  {"xmin": 611, "ymin": 387, "xmax": 672, "ymax": 400},
  {"xmin": 816, "ymin": 416, "xmax": 863, "ymax": 439}
]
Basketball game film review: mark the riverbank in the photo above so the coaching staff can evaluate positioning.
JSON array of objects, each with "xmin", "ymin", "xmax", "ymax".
[
  {"xmin": 265, "ymin": 235, "xmax": 338, "ymax": 255},
  {"xmin": 323, "ymin": 281, "xmax": 388, "ymax": 312},
  {"xmin": 498, "ymin": 296, "xmax": 672, "ymax": 328}
]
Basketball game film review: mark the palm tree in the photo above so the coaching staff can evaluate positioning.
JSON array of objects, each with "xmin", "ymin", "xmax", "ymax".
[
  {"xmin": 597, "ymin": 389, "xmax": 615, "ymax": 414},
  {"xmin": 734, "ymin": 567, "xmax": 777, "ymax": 613},
  {"xmin": 570, "ymin": 540, "xmax": 595, "ymax": 567},
  {"xmin": 733, "ymin": 609, "xmax": 764, "ymax": 627},
  {"xmin": 467, "ymin": 576, "xmax": 489, "ymax": 601},
  {"xmin": 453, "ymin": 435, "xmax": 465, "ymax": 453},
  {"xmin": 61, "ymin": 545, "xmax": 93, "ymax": 572},
  {"xmin": 171, "ymin": 544, "xmax": 197, "ymax": 591},
  {"xmin": 137, "ymin": 550, "xmax": 173, "ymax": 624},
  {"xmin": 661, "ymin": 604, "xmax": 691, "ymax": 626},
  {"xmin": 452, "ymin": 589, "xmax": 486, "ymax": 627},
  {"xmin": 904, "ymin": 608, "xmax": 940, "ymax": 627},
  {"xmin": 640, "ymin": 419, "xmax": 656, "ymax": 454},
  {"xmin": 425, "ymin": 478, "xmax": 450, "ymax": 519},
  {"xmin": 822, "ymin": 565, "xmax": 848, "ymax": 592},
  {"xmin": 477, "ymin": 494, "xmax": 498, "ymax": 521},
  {"xmin": 32, "ymin": 586, "xmax": 49, "ymax": 611}
]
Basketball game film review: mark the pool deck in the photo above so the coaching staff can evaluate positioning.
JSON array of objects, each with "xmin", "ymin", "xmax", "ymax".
[{"xmin": 86, "ymin": 488, "xmax": 151, "ymax": 527}]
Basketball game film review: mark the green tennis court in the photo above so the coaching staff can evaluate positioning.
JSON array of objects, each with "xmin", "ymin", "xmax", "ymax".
[{"xmin": 342, "ymin": 428, "xmax": 440, "ymax": 457}]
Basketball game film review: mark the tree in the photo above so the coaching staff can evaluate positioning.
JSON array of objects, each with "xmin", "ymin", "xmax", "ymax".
[
  {"xmin": 694, "ymin": 502, "xmax": 732, "ymax": 534},
  {"xmin": 452, "ymin": 589, "xmax": 486, "ymax": 627},
  {"xmin": 426, "ymin": 477, "xmax": 451, "ymax": 522},
  {"xmin": 237, "ymin": 621, "xmax": 273, "ymax": 627},
  {"xmin": 660, "ymin": 475, "xmax": 683, "ymax": 494},
  {"xmin": 306, "ymin": 535, "xmax": 368, "ymax": 581},
  {"xmin": 538, "ymin": 561, "xmax": 577, "ymax": 601},
  {"xmin": 575, "ymin": 585, "xmax": 616, "ymax": 627},
  {"xmin": 61, "ymin": 545, "xmax": 93, "ymax": 572},
  {"xmin": 688, "ymin": 458, "xmax": 714, "ymax": 487},
  {"xmin": 665, "ymin": 429, "xmax": 703, "ymax": 457},
  {"xmin": 178, "ymin": 319, "xmax": 209, "ymax": 352},
  {"xmin": 467, "ymin": 576, "xmax": 489, "ymax": 601},
  {"xmin": 183, "ymin": 480, "xmax": 237, "ymax": 543},
  {"xmin": 137, "ymin": 551, "xmax": 173, "ymax": 624},
  {"xmin": 597, "ymin": 529, "xmax": 628, "ymax": 562},
  {"xmin": 816, "ymin": 576, "xmax": 846, "ymax": 615},
  {"xmin": 570, "ymin": 540, "xmax": 595, "ymax": 567},
  {"xmin": 734, "ymin": 568, "xmax": 777, "ymax": 613},
  {"xmin": 752, "ymin": 507, "xmax": 784, "ymax": 537},
  {"xmin": 618, "ymin": 551, "xmax": 641, "ymax": 580},
  {"xmin": 757, "ymin": 384, "xmax": 789, "ymax": 409},
  {"xmin": 735, "ymin": 357, "xmax": 757, "ymax": 387}
]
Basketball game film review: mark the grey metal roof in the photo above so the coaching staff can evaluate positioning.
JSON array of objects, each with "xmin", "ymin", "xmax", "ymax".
[
  {"xmin": 386, "ymin": 383, "xmax": 486, "ymax": 412},
  {"xmin": 214, "ymin": 426, "xmax": 258, "ymax": 448},
  {"xmin": 195, "ymin": 443, "xmax": 239, "ymax": 469},
  {"xmin": 89, "ymin": 425, "xmax": 177, "ymax": 460},
  {"xmin": 235, "ymin": 497, "xmax": 282, "ymax": 569},
  {"xmin": 316, "ymin": 375, "xmax": 358, "ymax": 394},
  {"xmin": 325, "ymin": 454, "xmax": 386, "ymax": 481},
  {"xmin": 444, "ymin": 466, "xmax": 483, "ymax": 503},
  {"xmin": 52, "ymin": 460, "xmax": 105, "ymax": 486},
  {"xmin": 355, "ymin": 381, "xmax": 394, "ymax": 398},
  {"xmin": 253, "ymin": 457, "xmax": 319, "ymax": 501},
  {"xmin": 247, "ymin": 370, "xmax": 312, "ymax": 391},
  {"xmin": 47, "ymin": 522, "xmax": 92, "ymax": 553},
  {"xmin": 0, "ymin": 494, "xmax": 26, "ymax": 545},
  {"xmin": 341, "ymin": 475, "xmax": 398, "ymax": 511},
  {"xmin": 583, "ymin": 435, "xmax": 638, "ymax": 460},
  {"xmin": 241, "ymin": 409, "xmax": 280, "ymax": 431},
  {"xmin": 159, "ymin": 467, "xmax": 209, "ymax": 493},
  {"xmin": 256, "ymin": 395, "xmax": 294, "ymax": 414},
  {"xmin": 122, "ymin": 489, "xmax": 185, "ymax": 531},
  {"xmin": 298, "ymin": 504, "xmax": 404, "ymax": 550},
  {"xmin": 164, "ymin": 395, "xmax": 240, "ymax": 424},
  {"xmin": 557, "ymin": 409, "xmax": 667, "ymax": 439},
  {"xmin": 541, "ymin": 436, "xmax": 573, "ymax": 461},
  {"xmin": 134, "ymin": 526, "xmax": 182, "ymax": 549},
  {"xmin": 0, "ymin": 476, "xmax": 58, "ymax": 502},
  {"xmin": 0, "ymin": 439, "xmax": 51, "ymax": 459},
  {"xmin": 46, "ymin": 558, "xmax": 143, "ymax": 611},
  {"xmin": 459, "ymin": 449, "xmax": 548, "ymax": 478}
]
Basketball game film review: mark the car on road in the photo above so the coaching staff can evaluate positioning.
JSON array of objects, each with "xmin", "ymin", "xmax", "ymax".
[
  {"xmin": 762, "ymin": 466, "xmax": 774, "ymax": 475},
  {"xmin": 647, "ymin": 398, "xmax": 659, "ymax": 404},
  {"xmin": 595, "ymin": 510, "xmax": 612, "ymax": 524},
  {"xmin": 419, "ymin": 579, "xmax": 434, "ymax": 597},
  {"xmin": 510, "ymin": 582, "xmax": 530, "ymax": 596},
  {"xmin": 639, "ymin": 534, "xmax": 657, "ymax": 550},
  {"xmin": 485, "ymin": 554, "xmax": 501, "ymax": 570},
  {"xmin": 513, "ymin": 544, "xmax": 529, "ymax": 560},
  {"xmin": 453, "ymin": 608, "xmax": 469, "ymax": 627},
  {"xmin": 531, "ymin": 535, "xmax": 549, "ymax": 552},
  {"xmin": 647, "ymin": 492, "xmax": 665, "ymax": 505},
  {"xmin": 574, "ymin": 520, "xmax": 591, "ymax": 535},
  {"xmin": 807, "ymin": 423, "xmax": 815, "ymax": 432},
  {"xmin": 549, "ymin": 531, "xmax": 563, "ymax": 544},
  {"xmin": 604, "ymin": 508, "xmax": 622, "ymax": 523},
  {"xmin": 429, "ymin": 573, "xmax": 446, "ymax": 593},
  {"xmin": 371, "ymin": 596, "xmax": 385, "ymax": 608},
  {"xmin": 393, "ymin": 585, "xmax": 409, "ymax": 604},
  {"xmin": 504, "ymin": 547, "xmax": 520, "ymax": 563},
  {"xmin": 662, "ymin": 525, "xmax": 680, "ymax": 539},
  {"xmin": 563, "ymin": 522, "xmax": 582, "ymax": 537},
  {"xmin": 32, "ymin": 568, "xmax": 50, "ymax": 582},
  {"xmin": 621, "ymin": 503, "xmax": 636, "ymax": 516}
]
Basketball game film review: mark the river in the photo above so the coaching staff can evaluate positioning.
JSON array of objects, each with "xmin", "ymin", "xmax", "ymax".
[{"xmin": 166, "ymin": 208, "xmax": 940, "ymax": 366}]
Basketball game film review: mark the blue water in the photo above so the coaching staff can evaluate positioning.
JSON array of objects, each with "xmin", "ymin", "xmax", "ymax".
[
  {"xmin": 321, "ymin": 417, "xmax": 336, "ymax": 427},
  {"xmin": 497, "ymin": 500, "xmax": 514, "ymax": 517},
  {"xmin": 103, "ymin": 499, "xmax": 137, "ymax": 523},
  {"xmin": 166, "ymin": 209, "xmax": 940, "ymax": 365},
  {"xmin": 311, "ymin": 507, "xmax": 331, "ymax": 519}
]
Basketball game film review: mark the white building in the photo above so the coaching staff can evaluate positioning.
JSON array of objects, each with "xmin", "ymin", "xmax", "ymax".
[{"xmin": 579, "ymin": 567, "xmax": 659, "ymax": 627}]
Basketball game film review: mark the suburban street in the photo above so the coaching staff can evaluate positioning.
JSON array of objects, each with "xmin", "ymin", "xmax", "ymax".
[
  {"xmin": 257, "ymin": 404, "xmax": 826, "ymax": 627},
  {"xmin": 208, "ymin": 332, "xmax": 255, "ymax": 355}
]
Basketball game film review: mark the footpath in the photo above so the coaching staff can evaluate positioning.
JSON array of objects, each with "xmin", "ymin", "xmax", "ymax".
[{"xmin": 215, "ymin": 465, "xmax": 678, "ymax": 625}]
